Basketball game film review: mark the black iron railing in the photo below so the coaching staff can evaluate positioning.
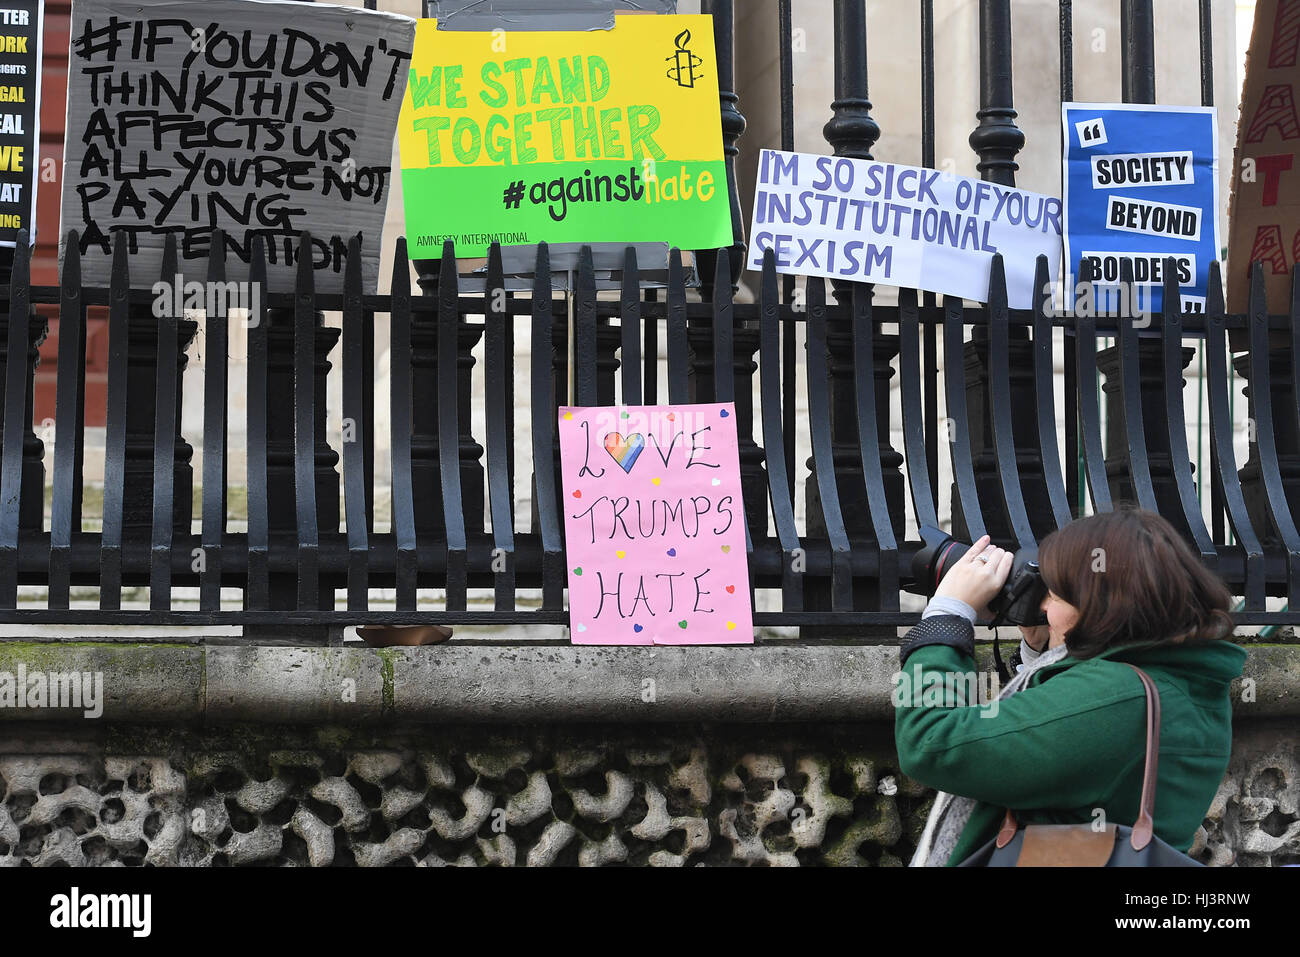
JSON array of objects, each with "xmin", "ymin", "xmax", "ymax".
[
  {"xmin": 0, "ymin": 230, "xmax": 1297, "ymax": 633},
  {"xmin": 0, "ymin": 0, "xmax": 1296, "ymax": 638}
]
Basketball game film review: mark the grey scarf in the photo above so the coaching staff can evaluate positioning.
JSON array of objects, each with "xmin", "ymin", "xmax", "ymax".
[{"xmin": 909, "ymin": 642, "xmax": 1071, "ymax": 867}]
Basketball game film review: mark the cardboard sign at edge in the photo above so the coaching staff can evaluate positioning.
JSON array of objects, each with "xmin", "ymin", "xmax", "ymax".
[{"xmin": 1226, "ymin": 0, "xmax": 1300, "ymax": 347}]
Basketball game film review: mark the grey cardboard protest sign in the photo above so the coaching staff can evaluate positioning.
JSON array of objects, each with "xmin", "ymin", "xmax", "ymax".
[{"xmin": 59, "ymin": 0, "xmax": 415, "ymax": 293}]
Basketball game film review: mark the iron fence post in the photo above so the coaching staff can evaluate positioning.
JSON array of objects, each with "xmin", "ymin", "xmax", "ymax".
[
  {"xmin": 697, "ymin": 0, "xmax": 765, "ymax": 542},
  {"xmin": 957, "ymin": 0, "xmax": 1054, "ymax": 544},
  {"xmin": 411, "ymin": 261, "xmax": 485, "ymax": 539},
  {"xmin": 412, "ymin": 9, "xmax": 487, "ymax": 543},
  {"xmin": 1094, "ymin": 0, "xmax": 1199, "ymax": 536},
  {"xmin": 232, "ymin": 0, "xmax": 338, "ymax": 637},
  {"xmin": 256, "ymin": 305, "xmax": 340, "ymax": 618},
  {"xmin": 806, "ymin": 0, "xmax": 902, "ymax": 631},
  {"xmin": 698, "ymin": 0, "xmax": 747, "ymax": 293},
  {"xmin": 122, "ymin": 304, "xmax": 196, "ymax": 539},
  {"xmin": 692, "ymin": 3, "xmax": 731, "ymax": 406},
  {"xmin": 407, "ymin": 294, "xmax": 445, "ymax": 536},
  {"xmin": 0, "ymin": 246, "xmax": 46, "ymax": 533},
  {"xmin": 1235, "ymin": 346, "xmax": 1300, "ymax": 545}
]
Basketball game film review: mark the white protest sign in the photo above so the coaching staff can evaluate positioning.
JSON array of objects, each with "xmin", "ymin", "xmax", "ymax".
[{"xmin": 746, "ymin": 149, "xmax": 1062, "ymax": 309}]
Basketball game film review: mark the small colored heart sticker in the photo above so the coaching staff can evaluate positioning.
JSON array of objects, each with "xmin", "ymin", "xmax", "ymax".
[
  {"xmin": 711, "ymin": 478, "xmax": 721, "ymax": 486},
  {"xmin": 721, "ymin": 545, "xmax": 731, "ymax": 553},
  {"xmin": 667, "ymin": 413, "xmax": 676, "ymax": 421},
  {"xmin": 726, "ymin": 585, "xmax": 735, "ymax": 594},
  {"xmin": 678, "ymin": 620, "xmax": 688, "ymax": 629},
  {"xmin": 720, "ymin": 409, "xmax": 730, "ymax": 417},
  {"xmin": 726, "ymin": 621, "xmax": 737, "ymax": 630},
  {"xmin": 651, "ymin": 477, "xmax": 661, "ymax": 486},
  {"xmin": 563, "ymin": 411, "xmax": 573, "ymax": 420},
  {"xmin": 616, "ymin": 550, "xmax": 626, "ymax": 559},
  {"xmin": 573, "ymin": 567, "xmax": 583, "ymax": 576},
  {"xmin": 604, "ymin": 432, "xmax": 645, "ymax": 472},
  {"xmin": 667, "ymin": 548, "xmax": 677, "ymax": 557},
  {"xmin": 572, "ymin": 490, "xmax": 582, "ymax": 498},
  {"xmin": 576, "ymin": 623, "xmax": 587, "ymax": 632},
  {"xmin": 620, "ymin": 411, "xmax": 629, "ymax": 418},
  {"xmin": 633, "ymin": 623, "xmax": 643, "ymax": 633}
]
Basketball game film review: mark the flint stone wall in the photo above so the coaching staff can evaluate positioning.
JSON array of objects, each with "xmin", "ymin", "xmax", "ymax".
[{"xmin": 0, "ymin": 642, "xmax": 1295, "ymax": 866}]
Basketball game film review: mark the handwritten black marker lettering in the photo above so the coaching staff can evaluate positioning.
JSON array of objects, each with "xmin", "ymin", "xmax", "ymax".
[
  {"xmin": 661, "ymin": 498, "xmax": 684, "ymax": 536},
  {"xmin": 693, "ymin": 568, "xmax": 713, "ymax": 613},
  {"xmin": 690, "ymin": 495, "xmax": 711, "ymax": 537},
  {"xmin": 628, "ymin": 577, "xmax": 654, "ymax": 617},
  {"xmin": 569, "ymin": 494, "xmax": 611, "ymax": 545},
  {"xmin": 577, "ymin": 420, "xmax": 606, "ymax": 478},
  {"xmin": 648, "ymin": 430, "xmax": 685, "ymax": 467},
  {"xmin": 686, "ymin": 426, "xmax": 720, "ymax": 469},
  {"xmin": 635, "ymin": 499, "xmax": 657, "ymax": 537},
  {"xmin": 714, "ymin": 495, "xmax": 734, "ymax": 536},
  {"xmin": 111, "ymin": 178, "xmax": 146, "ymax": 218},
  {"xmin": 66, "ymin": 6, "xmax": 412, "ymax": 292},
  {"xmin": 655, "ymin": 572, "xmax": 685, "ymax": 612},
  {"xmin": 379, "ymin": 39, "xmax": 412, "ymax": 100},
  {"xmin": 609, "ymin": 496, "xmax": 633, "ymax": 540},
  {"xmin": 594, "ymin": 570, "xmax": 625, "ymax": 619}
]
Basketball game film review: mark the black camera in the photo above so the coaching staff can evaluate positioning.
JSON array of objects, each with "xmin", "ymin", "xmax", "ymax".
[{"xmin": 910, "ymin": 525, "xmax": 1048, "ymax": 627}]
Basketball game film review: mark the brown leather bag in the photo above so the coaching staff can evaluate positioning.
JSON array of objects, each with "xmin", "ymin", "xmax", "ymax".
[{"xmin": 957, "ymin": 664, "xmax": 1203, "ymax": 867}]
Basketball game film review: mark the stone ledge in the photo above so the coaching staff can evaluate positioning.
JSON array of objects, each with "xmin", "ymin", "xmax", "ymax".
[{"xmin": 0, "ymin": 641, "xmax": 1292, "ymax": 724}]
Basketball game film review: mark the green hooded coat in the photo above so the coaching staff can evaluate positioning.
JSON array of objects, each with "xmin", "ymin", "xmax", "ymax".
[{"xmin": 893, "ymin": 625, "xmax": 1248, "ymax": 866}]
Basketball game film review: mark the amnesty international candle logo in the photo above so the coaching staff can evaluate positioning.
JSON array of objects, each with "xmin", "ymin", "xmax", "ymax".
[
  {"xmin": 398, "ymin": 15, "xmax": 732, "ymax": 258},
  {"xmin": 666, "ymin": 29, "xmax": 702, "ymax": 88}
]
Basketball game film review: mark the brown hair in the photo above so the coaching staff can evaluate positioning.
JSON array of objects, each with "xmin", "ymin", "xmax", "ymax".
[{"xmin": 1037, "ymin": 507, "xmax": 1234, "ymax": 658}]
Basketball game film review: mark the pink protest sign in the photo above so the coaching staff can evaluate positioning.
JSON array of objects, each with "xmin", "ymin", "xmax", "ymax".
[{"xmin": 558, "ymin": 402, "xmax": 753, "ymax": 645}]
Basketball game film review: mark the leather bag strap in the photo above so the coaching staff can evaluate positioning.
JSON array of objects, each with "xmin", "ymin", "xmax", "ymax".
[
  {"xmin": 993, "ymin": 663, "xmax": 1161, "ymax": 851},
  {"xmin": 1123, "ymin": 663, "xmax": 1160, "ymax": 850}
]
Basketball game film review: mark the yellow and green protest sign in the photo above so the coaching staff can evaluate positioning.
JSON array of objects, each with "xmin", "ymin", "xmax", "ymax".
[{"xmin": 398, "ymin": 15, "xmax": 732, "ymax": 258}]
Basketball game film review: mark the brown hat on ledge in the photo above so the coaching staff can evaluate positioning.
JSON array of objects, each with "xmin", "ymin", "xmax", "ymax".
[{"xmin": 356, "ymin": 625, "xmax": 453, "ymax": 647}]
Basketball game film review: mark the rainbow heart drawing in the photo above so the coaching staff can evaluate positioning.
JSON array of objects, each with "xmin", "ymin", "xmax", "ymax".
[{"xmin": 603, "ymin": 432, "xmax": 645, "ymax": 473}]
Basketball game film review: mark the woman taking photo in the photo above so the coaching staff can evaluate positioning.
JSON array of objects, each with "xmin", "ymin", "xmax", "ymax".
[{"xmin": 894, "ymin": 507, "xmax": 1247, "ymax": 866}]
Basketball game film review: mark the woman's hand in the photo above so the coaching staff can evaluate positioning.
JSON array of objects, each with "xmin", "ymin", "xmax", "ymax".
[
  {"xmin": 1019, "ymin": 625, "xmax": 1050, "ymax": 652},
  {"xmin": 932, "ymin": 535, "xmax": 1013, "ymax": 620}
]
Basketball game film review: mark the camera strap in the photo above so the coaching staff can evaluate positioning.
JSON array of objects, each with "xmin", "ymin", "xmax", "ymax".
[{"xmin": 990, "ymin": 623, "xmax": 1012, "ymax": 684}]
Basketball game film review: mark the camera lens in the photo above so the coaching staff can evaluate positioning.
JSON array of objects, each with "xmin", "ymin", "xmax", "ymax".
[
  {"xmin": 932, "ymin": 539, "xmax": 969, "ymax": 588},
  {"xmin": 912, "ymin": 525, "xmax": 970, "ymax": 593}
]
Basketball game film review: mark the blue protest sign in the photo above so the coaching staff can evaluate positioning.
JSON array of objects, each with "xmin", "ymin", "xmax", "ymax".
[{"xmin": 1061, "ymin": 103, "xmax": 1220, "ymax": 314}]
